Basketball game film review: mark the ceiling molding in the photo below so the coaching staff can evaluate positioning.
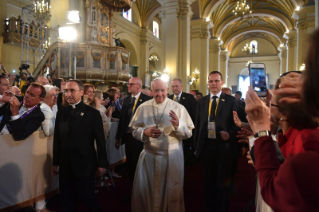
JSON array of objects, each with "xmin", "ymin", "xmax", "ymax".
[
  {"xmin": 215, "ymin": 10, "xmax": 294, "ymax": 38},
  {"xmin": 223, "ymin": 28, "xmax": 285, "ymax": 50}
]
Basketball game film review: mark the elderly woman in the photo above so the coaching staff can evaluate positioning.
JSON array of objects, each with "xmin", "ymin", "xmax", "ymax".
[
  {"xmin": 245, "ymin": 29, "xmax": 319, "ymax": 211},
  {"xmin": 40, "ymin": 85, "xmax": 57, "ymax": 137}
]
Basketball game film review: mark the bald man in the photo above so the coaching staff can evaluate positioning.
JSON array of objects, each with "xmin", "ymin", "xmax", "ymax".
[{"xmin": 115, "ymin": 77, "xmax": 152, "ymax": 185}]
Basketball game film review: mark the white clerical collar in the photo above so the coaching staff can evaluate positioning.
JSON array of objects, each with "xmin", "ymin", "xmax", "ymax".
[
  {"xmin": 175, "ymin": 91, "xmax": 182, "ymax": 99},
  {"xmin": 210, "ymin": 91, "xmax": 222, "ymax": 99},
  {"xmin": 70, "ymin": 101, "xmax": 81, "ymax": 109},
  {"xmin": 132, "ymin": 91, "xmax": 141, "ymax": 99}
]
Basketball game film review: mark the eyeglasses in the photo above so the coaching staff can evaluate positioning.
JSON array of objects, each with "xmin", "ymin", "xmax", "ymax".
[
  {"xmin": 64, "ymin": 89, "xmax": 80, "ymax": 94},
  {"xmin": 271, "ymin": 103, "xmax": 280, "ymax": 108},
  {"xmin": 49, "ymin": 94, "xmax": 57, "ymax": 98},
  {"xmin": 127, "ymin": 83, "xmax": 138, "ymax": 86},
  {"xmin": 207, "ymin": 80, "xmax": 221, "ymax": 84}
]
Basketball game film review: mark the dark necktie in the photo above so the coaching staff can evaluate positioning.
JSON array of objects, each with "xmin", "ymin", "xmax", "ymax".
[{"xmin": 210, "ymin": 96, "xmax": 218, "ymax": 121}]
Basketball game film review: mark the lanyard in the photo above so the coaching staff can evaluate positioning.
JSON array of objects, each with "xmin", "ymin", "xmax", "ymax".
[
  {"xmin": 208, "ymin": 98, "xmax": 220, "ymax": 117},
  {"xmin": 132, "ymin": 95, "xmax": 140, "ymax": 112}
]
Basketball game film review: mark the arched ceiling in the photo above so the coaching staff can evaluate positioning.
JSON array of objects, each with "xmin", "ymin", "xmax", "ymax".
[
  {"xmin": 221, "ymin": 16, "xmax": 287, "ymax": 49},
  {"xmin": 128, "ymin": 0, "xmax": 313, "ymax": 53},
  {"xmin": 228, "ymin": 32, "xmax": 281, "ymax": 54}
]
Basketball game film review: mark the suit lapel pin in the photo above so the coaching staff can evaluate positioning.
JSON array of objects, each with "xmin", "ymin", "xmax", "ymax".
[
  {"xmin": 80, "ymin": 112, "xmax": 84, "ymax": 116},
  {"xmin": 139, "ymin": 99, "xmax": 142, "ymax": 101},
  {"xmin": 221, "ymin": 99, "xmax": 225, "ymax": 101},
  {"xmin": 183, "ymin": 97, "xmax": 185, "ymax": 99}
]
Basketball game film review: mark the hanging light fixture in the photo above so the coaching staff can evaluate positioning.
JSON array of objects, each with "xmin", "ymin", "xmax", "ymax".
[
  {"xmin": 232, "ymin": 0, "xmax": 252, "ymax": 18},
  {"xmin": 242, "ymin": 42, "xmax": 252, "ymax": 53},
  {"xmin": 149, "ymin": 55, "xmax": 159, "ymax": 61}
]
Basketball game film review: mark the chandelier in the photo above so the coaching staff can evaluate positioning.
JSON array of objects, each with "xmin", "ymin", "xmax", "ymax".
[
  {"xmin": 242, "ymin": 42, "xmax": 251, "ymax": 52},
  {"xmin": 34, "ymin": 1, "xmax": 51, "ymax": 24},
  {"xmin": 149, "ymin": 55, "xmax": 159, "ymax": 62},
  {"xmin": 232, "ymin": 0, "xmax": 252, "ymax": 17}
]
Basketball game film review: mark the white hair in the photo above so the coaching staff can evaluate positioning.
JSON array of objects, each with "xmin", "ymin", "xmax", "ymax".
[
  {"xmin": 151, "ymin": 77, "xmax": 168, "ymax": 89},
  {"xmin": 43, "ymin": 85, "xmax": 56, "ymax": 96}
]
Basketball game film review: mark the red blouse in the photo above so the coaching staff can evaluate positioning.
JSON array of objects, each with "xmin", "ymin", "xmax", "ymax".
[
  {"xmin": 278, "ymin": 127, "xmax": 319, "ymax": 158},
  {"xmin": 255, "ymin": 136, "xmax": 319, "ymax": 212}
]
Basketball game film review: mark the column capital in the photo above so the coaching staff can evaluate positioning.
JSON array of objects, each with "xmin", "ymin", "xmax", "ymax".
[
  {"xmin": 278, "ymin": 46, "xmax": 287, "ymax": 58},
  {"xmin": 159, "ymin": 0, "xmax": 194, "ymax": 18},
  {"xmin": 286, "ymin": 30, "xmax": 297, "ymax": 47},
  {"xmin": 191, "ymin": 19, "xmax": 214, "ymax": 40},
  {"xmin": 209, "ymin": 38, "xmax": 221, "ymax": 53},
  {"xmin": 220, "ymin": 50, "xmax": 229, "ymax": 60}
]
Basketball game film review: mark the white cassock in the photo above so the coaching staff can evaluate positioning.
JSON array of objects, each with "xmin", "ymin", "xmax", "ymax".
[{"xmin": 129, "ymin": 97, "xmax": 194, "ymax": 212}]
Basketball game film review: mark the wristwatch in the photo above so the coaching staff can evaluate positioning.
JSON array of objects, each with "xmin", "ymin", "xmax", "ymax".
[{"xmin": 254, "ymin": 130, "xmax": 270, "ymax": 138}]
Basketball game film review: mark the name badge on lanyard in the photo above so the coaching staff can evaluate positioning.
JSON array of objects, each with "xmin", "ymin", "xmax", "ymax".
[
  {"xmin": 207, "ymin": 98, "xmax": 219, "ymax": 139},
  {"xmin": 208, "ymin": 120, "xmax": 216, "ymax": 139}
]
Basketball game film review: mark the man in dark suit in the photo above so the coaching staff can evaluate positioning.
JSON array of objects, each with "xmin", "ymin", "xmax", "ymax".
[
  {"xmin": 0, "ymin": 82, "xmax": 45, "ymax": 140},
  {"xmin": 52, "ymin": 80, "xmax": 108, "ymax": 212},
  {"xmin": 115, "ymin": 77, "xmax": 152, "ymax": 184},
  {"xmin": 194, "ymin": 71, "xmax": 238, "ymax": 212},
  {"xmin": 235, "ymin": 91, "xmax": 247, "ymax": 122},
  {"xmin": 169, "ymin": 78, "xmax": 197, "ymax": 165}
]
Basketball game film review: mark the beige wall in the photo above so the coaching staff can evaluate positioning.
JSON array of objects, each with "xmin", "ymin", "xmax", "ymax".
[{"xmin": 231, "ymin": 38, "xmax": 278, "ymax": 58}]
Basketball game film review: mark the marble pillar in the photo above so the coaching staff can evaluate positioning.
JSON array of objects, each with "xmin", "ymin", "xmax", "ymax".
[
  {"xmin": 159, "ymin": 0, "xmax": 194, "ymax": 88},
  {"xmin": 190, "ymin": 19, "xmax": 213, "ymax": 93},
  {"xmin": 139, "ymin": 28, "xmax": 150, "ymax": 83},
  {"xmin": 219, "ymin": 50, "xmax": 229, "ymax": 86},
  {"xmin": 278, "ymin": 46, "xmax": 288, "ymax": 75}
]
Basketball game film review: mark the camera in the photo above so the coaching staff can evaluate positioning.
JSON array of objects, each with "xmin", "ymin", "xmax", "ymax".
[{"xmin": 19, "ymin": 64, "xmax": 30, "ymax": 71}]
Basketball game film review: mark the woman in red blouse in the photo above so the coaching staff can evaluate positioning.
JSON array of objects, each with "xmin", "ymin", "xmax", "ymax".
[{"xmin": 245, "ymin": 29, "xmax": 319, "ymax": 212}]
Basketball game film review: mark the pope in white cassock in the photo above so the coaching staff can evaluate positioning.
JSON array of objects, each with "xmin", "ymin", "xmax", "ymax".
[{"xmin": 129, "ymin": 78, "xmax": 194, "ymax": 212}]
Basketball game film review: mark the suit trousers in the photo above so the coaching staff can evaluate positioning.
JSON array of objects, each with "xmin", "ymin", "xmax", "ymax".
[
  {"xmin": 201, "ymin": 139, "xmax": 234, "ymax": 212},
  {"xmin": 59, "ymin": 176, "xmax": 102, "ymax": 212},
  {"xmin": 124, "ymin": 133, "xmax": 144, "ymax": 184}
]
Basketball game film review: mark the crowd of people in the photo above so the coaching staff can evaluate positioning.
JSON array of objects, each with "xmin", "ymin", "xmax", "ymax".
[{"xmin": 1, "ymin": 29, "xmax": 319, "ymax": 212}]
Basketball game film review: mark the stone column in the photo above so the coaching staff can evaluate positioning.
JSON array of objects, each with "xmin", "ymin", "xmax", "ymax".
[
  {"xmin": 190, "ymin": 19, "xmax": 213, "ymax": 93},
  {"xmin": 209, "ymin": 38, "xmax": 220, "ymax": 73},
  {"xmin": 315, "ymin": 0, "xmax": 319, "ymax": 28},
  {"xmin": 159, "ymin": 0, "xmax": 194, "ymax": 88},
  {"xmin": 219, "ymin": 50, "xmax": 229, "ymax": 86},
  {"xmin": 293, "ymin": 11, "xmax": 308, "ymax": 70},
  {"xmin": 139, "ymin": 28, "xmax": 150, "ymax": 83},
  {"xmin": 0, "ymin": 0, "xmax": 7, "ymax": 36},
  {"xmin": 286, "ymin": 30, "xmax": 297, "ymax": 71},
  {"xmin": 278, "ymin": 46, "xmax": 288, "ymax": 74}
]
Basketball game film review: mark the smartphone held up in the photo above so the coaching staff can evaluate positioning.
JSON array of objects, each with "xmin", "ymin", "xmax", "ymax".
[{"xmin": 248, "ymin": 63, "xmax": 267, "ymax": 97}]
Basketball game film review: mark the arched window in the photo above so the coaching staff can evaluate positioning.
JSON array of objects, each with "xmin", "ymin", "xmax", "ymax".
[
  {"xmin": 250, "ymin": 40, "xmax": 258, "ymax": 54},
  {"xmin": 153, "ymin": 21, "xmax": 159, "ymax": 38},
  {"xmin": 123, "ymin": 9, "xmax": 132, "ymax": 22}
]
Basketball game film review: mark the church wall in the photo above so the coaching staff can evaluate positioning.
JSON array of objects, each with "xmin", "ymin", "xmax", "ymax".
[
  {"xmin": 231, "ymin": 38, "xmax": 278, "ymax": 58},
  {"xmin": 227, "ymin": 55, "xmax": 280, "ymax": 93}
]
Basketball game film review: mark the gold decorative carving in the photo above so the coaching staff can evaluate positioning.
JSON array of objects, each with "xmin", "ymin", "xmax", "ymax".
[
  {"xmin": 121, "ymin": 55, "xmax": 128, "ymax": 64},
  {"xmin": 91, "ymin": 51, "xmax": 103, "ymax": 60},
  {"xmin": 76, "ymin": 51, "xmax": 86, "ymax": 60},
  {"xmin": 13, "ymin": 37, "xmax": 21, "ymax": 42},
  {"xmin": 108, "ymin": 53, "xmax": 117, "ymax": 62}
]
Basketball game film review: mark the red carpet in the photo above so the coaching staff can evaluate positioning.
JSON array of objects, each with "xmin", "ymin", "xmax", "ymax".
[{"xmin": 16, "ymin": 155, "xmax": 256, "ymax": 212}]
